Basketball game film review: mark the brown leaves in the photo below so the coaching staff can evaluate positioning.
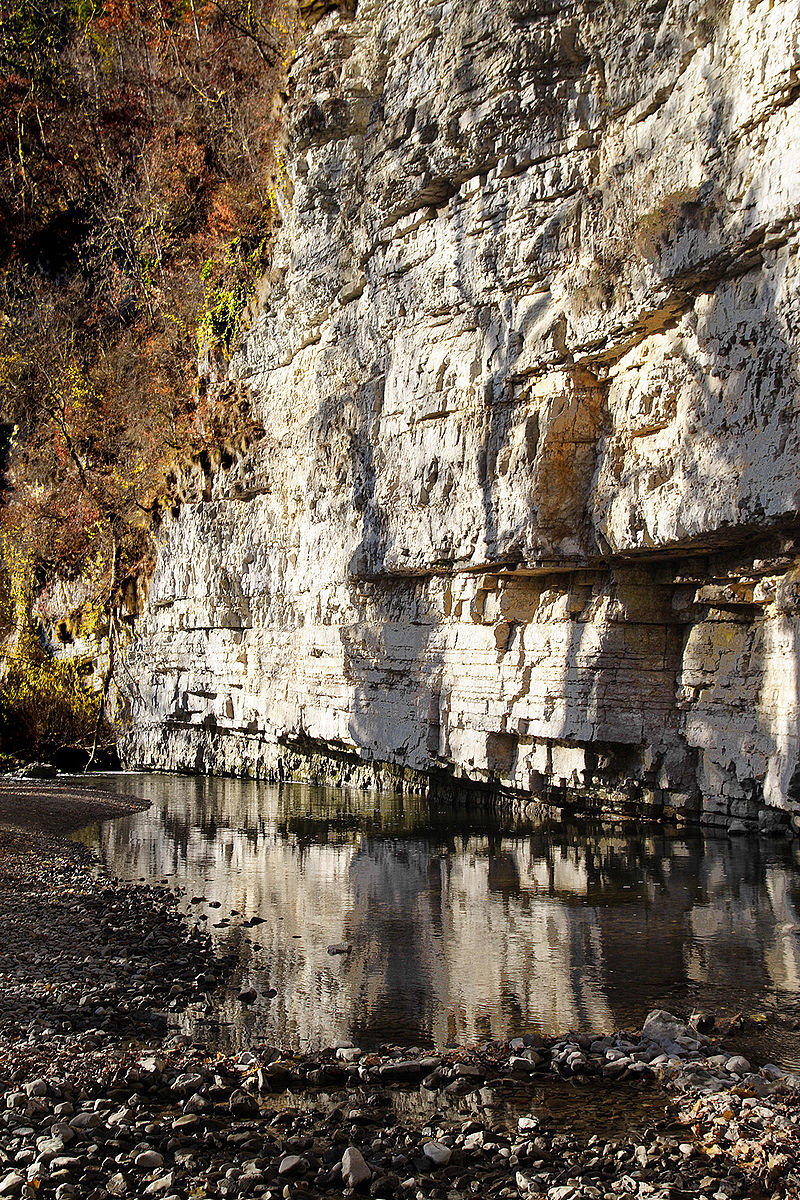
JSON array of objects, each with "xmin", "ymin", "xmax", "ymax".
[{"xmin": 0, "ymin": 0, "xmax": 291, "ymax": 603}]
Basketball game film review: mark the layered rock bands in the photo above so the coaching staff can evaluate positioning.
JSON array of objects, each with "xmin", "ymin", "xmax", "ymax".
[{"xmin": 120, "ymin": 0, "xmax": 800, "ymax": 830}]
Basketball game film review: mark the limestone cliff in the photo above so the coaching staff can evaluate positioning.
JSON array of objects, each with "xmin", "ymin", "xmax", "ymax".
[{"xmin": 120, "ymin": 0, "xmax": 800, "ymax": 832}]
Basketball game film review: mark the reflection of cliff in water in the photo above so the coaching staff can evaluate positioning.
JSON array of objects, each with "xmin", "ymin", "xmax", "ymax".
[{"xmin": 75, "ymin": 775, "xmax": 800, "ymax": 1054}]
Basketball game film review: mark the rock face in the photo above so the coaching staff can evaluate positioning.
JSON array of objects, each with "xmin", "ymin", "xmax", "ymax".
[{"xmin": 120, "ymin": 0, "xmax": 800, "ymax": 830}]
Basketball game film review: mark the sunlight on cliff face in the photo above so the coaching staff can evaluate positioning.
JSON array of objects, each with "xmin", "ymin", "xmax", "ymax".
[{"xmin": 761, "ymin": 615, "xmax": 800, "ymax": 812}]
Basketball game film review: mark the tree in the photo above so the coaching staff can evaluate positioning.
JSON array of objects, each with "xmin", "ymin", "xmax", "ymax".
[{"xmin": 0, "ymin": 0, "xmax": 295, "ymax": 759}]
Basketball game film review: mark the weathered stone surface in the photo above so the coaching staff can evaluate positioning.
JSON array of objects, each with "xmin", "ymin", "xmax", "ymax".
[
  {"xmin": 341, "ymin": 1146, "xmax": 371, "ymax": 1187},
  {"xmin": 423, "ymin": 1141, "xmax": 452, "ymax": 1167},
  {"xmin": 118, "ymin": 0, "xmax": 800, "ymax": 826},
  {"xmin": 641, "ymin": 1010, "xmax": 698, "ymax": 1051}
]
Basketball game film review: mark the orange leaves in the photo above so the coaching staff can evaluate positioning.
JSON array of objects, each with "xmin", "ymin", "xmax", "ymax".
[
  {"xmin": 93, "ymin": 0, "xmax": 134, "ymax": 32},
  {"xmin": 0, "ymin": 0, "xmax": 291, "ymax": 604},
  {"xmin": 207, "ymin": 195, "xmax": 239, "ymax": 239}
]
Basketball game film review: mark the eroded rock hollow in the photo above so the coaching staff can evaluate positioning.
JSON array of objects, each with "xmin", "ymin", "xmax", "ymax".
[{"xmin": 120, "ymin": 0, "xmax": 800, "ymax": 831}]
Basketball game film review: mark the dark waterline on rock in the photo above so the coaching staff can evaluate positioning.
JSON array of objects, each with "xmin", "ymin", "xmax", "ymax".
[{"xmin": 69, "ymin": 773, "xmax": 800, "ymax": 1067}]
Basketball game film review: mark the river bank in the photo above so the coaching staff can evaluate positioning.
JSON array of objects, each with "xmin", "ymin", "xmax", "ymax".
[
  {"xmin": 0, "ymin": 791, "xmax": 798, "ymax": 1199},
  {"xmin": 0, "ymin": 778, "xmax": 150, "ymax": 836}
]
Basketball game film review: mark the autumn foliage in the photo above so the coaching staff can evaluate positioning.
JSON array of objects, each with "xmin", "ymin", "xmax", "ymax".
[{"xmin": 0, "ymin": 0, "xmax": 293, "ymax": 755}]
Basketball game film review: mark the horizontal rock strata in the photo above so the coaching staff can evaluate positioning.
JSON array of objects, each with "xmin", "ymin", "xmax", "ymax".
[{"xmin": 120, "ymin": 0, "xmax": 800, "ymax": 828}]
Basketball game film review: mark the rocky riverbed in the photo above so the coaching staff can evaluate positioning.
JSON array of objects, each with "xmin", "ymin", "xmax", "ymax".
[{"xmin": 0, "ymin": 789, "xmax": 799, "ymax": 1200}]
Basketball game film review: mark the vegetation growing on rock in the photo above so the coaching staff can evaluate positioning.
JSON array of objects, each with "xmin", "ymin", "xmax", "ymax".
[{"xmin": 0, "ymin": 0, "xmax": 293, "ymax": 756}]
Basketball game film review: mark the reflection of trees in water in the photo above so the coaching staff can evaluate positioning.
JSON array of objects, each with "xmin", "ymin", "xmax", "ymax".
[{"xmin": 81, "ymin": 774, "xmax": 800, "ymax": 1047}]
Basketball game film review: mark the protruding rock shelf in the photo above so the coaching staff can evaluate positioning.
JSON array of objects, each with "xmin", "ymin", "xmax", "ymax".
[{"xmin": 119, "ymin": 0, "xmax": 800, "ymax": 832}]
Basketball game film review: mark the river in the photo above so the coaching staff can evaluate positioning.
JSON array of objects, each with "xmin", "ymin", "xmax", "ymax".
[{"xmin": 71, "ymin": 772, "xmax": 800, "ymax": 1066}]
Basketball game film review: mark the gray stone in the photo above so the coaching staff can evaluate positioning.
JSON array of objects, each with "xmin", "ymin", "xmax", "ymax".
[
  {"xmin": 135, "ymin": 1151, "xmax": 165, "ymax": 1171},
  {"xmin": 49, "ymin": 1158, "xmax": 80, "ymax": 1174},
  {"xmin": 68, "ymin": 1112, "xmax": 103, "ymax": 1130},
  {"xmin": 171, "ymin": 1072, "xmax": 206, "ymax": 1094},
  {"xmin": 423, "ymin": 1142, "xmax": 452, "ymax": 1167},
  {"xmin": 143, "ymin": 1173, "xmax": 175, "ymax": 1196},
  {"xmin": 642, "ymin": 1010, "xmax": 695, "ymax": 1050},
  {"xmin": 452, "ymin": 1063, "xmax": 483, "ymax": 1078},
  {"xmin": 278, "ymin": 1156, "xmax": 304, "ymax": 1176},
  {"xmin": 336, "ymin": 1046, "xmax": 362, "ymax": 1063},
  {"xmin": 341, "ymin": 1146, "xmax": 371, "ymax": 1187},
  {"xmin": 171, "ymin": 1114, "xmax": 200, "ymax": 1130}
]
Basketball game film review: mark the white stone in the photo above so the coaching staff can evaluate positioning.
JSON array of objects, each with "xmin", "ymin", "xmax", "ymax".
[
  {"xmin": 336, "ymin": 1046, "xmax": 362, "ymax": 1062},
  {"xmin": 278, "ymin": 1155, "xmax": 304, "ymax": 1176},
  {"xmin": 143, "ymin": 1174, "xmax": 175, "ymax": 1196}
]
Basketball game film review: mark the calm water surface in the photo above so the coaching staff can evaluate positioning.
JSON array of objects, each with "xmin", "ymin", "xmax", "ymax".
[{"xmin": 71, "ymin": 773, "xmax": 800, "ymax": 1063}]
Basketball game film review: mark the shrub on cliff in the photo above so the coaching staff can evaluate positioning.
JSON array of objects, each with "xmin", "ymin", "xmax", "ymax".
[
  {"xmin": 0, "ymin": 536, "xmax": 108, "ymax": 759},
  {"xmin": 0, "ymin": 0, "xmax": 293, "ymax": 746},
  {"xmin": 0, "ymin": 647, "xmax": 106, "ymax": 759}
]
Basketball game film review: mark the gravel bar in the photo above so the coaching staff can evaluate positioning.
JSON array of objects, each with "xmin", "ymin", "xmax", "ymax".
[{"xmin": 0, "ymin": 779, "xmax": 150, "ymax": 835}]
